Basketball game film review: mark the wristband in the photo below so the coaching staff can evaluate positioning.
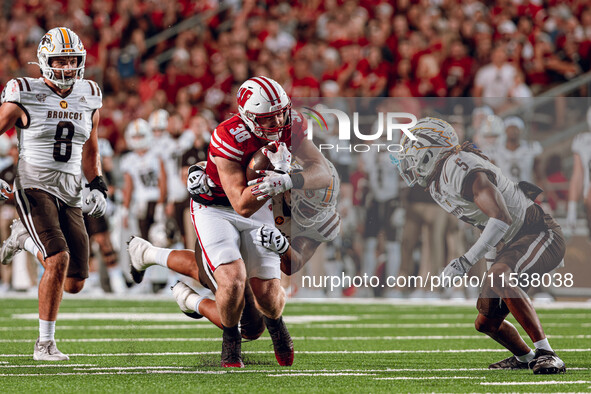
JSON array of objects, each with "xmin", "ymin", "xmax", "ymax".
[
  {"xmin": 290, "ymin": 173, "xmax": 304, "ymax": 189},
  {"xmin": 87, "ymin": 175, "xmax": 108, "ymax": 198}
]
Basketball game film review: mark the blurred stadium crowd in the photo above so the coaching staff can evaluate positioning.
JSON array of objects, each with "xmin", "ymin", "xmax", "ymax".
[{"xmin": 0, "ymin": 0, "xmax": 589, "ymax": 296}]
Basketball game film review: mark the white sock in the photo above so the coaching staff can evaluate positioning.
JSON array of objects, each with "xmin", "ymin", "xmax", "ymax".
[
  {"xmin": 515, "ymin": 350, "xmax": 535, "ymax": 363},
  {"xmin": 155, "ymin": 248, "xmax": 172, "ymax": 268},
  {"xmin": 39, "ymin": 319, "xmax": 56, "ymax": 342},
  {"xmin": 24, "ymin": 237, "xmax": 39, "ymax": 257},
  {"xmin": 534, "ymin": 338, "xmax": 553, "ymax": 352},
  {"xmin": 186, "ymin": 294, "xmax": 206, "ymax": 315},
  {"xmin": 142, "ymin": 245, "xmax": 172, "ymax": 268}
]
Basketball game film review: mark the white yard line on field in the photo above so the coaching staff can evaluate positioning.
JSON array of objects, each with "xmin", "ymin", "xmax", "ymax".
[
  {"xmin": 268, "ymin": 373, "xmax": 376, "ymax": 377},
  {"xmin": 481, "ymin": 381, "xmax": 591, "ymax": 386},
  {"xmin": 0, "ymin": 322, "xmax": 583, "ymax": 330},
  {"xmin": 0, "ymin": 324, "xmax": 217, "ymax": 331},
  {"xmin": 1, "ymin": 348, "xmax": 589, "ymax": 358},
  {"xmin": 2, "ymin": 334, "xmax": 589, "ymax": 343},
  {"xmin": 0, "ymin": 364, "xmax": 95, "ymax": 368},
  {"xmin": 10, "ymin": 313, "xmax": 358, "ymax": 324},
  {"xmin": 375, "ymin": 376, "xmax": 484, "ymax": 380}
]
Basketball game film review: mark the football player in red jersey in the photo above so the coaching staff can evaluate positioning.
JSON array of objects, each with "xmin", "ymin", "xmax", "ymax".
[
  {"xmin": 127, "ymin": 159, "xmax": 341, "ymax": 340},
  {"xmin": 393, "ymin": 117, "xmax": 566, "ymax": 375},
  {"xmin": 132, "ymin": 76, "xmax": 331, "ymax": 368}
]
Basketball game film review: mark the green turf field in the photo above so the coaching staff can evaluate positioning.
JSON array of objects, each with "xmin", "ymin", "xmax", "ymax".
[{"xmin": 0, "ymin": 296, "xmax": 589, "ymax": 393}]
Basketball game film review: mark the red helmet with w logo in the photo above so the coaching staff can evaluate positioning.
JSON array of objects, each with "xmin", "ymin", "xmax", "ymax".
[{"xmin": 237, "ymin": 76, "xmax": 291, "ymax": 141}]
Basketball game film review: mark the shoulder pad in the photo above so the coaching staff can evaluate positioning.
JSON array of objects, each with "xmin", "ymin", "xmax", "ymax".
[
  {"xmin": 441, "ymin": 151, "xmax": 489, "ymax": 195},
  {"xmin": 81, "ymin": 80, "xmax": 103, "ymax": 110}
]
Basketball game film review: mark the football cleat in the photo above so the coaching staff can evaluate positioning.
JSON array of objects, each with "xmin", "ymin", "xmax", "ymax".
[
  {"xmin": 33, "ymin": 338, "xmax": 69, "ymax": 361},
  {"xmin": 264, "ymin": 316, "xmax": 294, "ymax": 366},
  {"xmin": 0, "ymin": 219, "xmax": 29, "ymax": 265},
  {"xmin": 171, "ymin": 281, "xmax": 203, "ymax": 320},
  {"xmin": 489, "ymin": 355, "xmax": 529, "ymax": 370},
  {"xmin": 529, "ymin": 349, "xmax": 566, "ymax": 374},
  {"xmin": 221, "ymin": 330, "xmax": 244, "ymax": 368},
  {"xmin": 127, "ymin": 236, "xmax": 153, "ymax": 284}
]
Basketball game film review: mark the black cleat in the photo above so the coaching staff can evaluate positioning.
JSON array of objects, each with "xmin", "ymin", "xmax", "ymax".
[
  {"xmin": 264, "ymin": 316, "xmax": 294, "ymax": 366},
  {"xmin": 489, "ymin": 355, "xmax": 529, "ymax": 370},
  {"xmin": 221, "ymin": 328, "xmax": 244, "ymax": 368},
  {"xmin": 529, "ymin": 349, "xmax": 566, "ymax": 374}
]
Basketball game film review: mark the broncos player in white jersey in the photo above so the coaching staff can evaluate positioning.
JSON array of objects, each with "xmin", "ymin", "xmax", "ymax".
[
  {"xmin": 491, "ymin": 116, "xmax": 542, "ymax": 183},
  {"xmin": 566, "ymin": 108, "xmax": 591, "ymax": 236},
  {"xmin": 393, "ymin": 117, "xmax": 566, "ymax": 375},
  {"xmin": 126, "ymin": 159, "xmax": 340, "ymax": 338},
  {"xmin": 0, "ymin": 27, "xmax": 107, "ymax": 361},
  {"xmin": 120, "ymin": 119, "xmax": 167, "ymax": 239}
]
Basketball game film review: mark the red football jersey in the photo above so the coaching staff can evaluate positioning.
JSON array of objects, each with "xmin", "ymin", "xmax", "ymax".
[{"xmin": 205, "ymin": 109, "xmax": 307, "ymax": 202}]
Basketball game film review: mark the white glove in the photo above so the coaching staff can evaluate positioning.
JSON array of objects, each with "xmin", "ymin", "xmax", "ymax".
[
  {"xmin": 0, "ymin": 179, "xmax": 12, "ymax": 201},
  {"xmin": 263, "ymin": 142, "xmax": 291, "ymax": 174},
  {"xmin": 255, "ymin": 225, "xmax": 289, "ymax": 254},
  {"xmin": 248, "ymin": 170, "xmax": 293, "ymax": 200},
  {"xmin": 82, "ymin": 189, "xmax": 107, "ymax": 218},
  {"xmin": 566, "ymin": 201, "xmax": 577, "ymax": 231},
  {"xmin": 441, "ymin": 256, "xmax": 472, "ymax": 284},
  {"xmin": 187, "ymin": 164, "xmax": 215, "ymax": 196}
]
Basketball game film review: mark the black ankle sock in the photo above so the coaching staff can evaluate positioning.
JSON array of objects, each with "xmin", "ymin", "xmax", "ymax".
[
  {"xmin": 222, "ymin": 324, "xmax": 241, "ymax": 340},
  {"xmin": 263, "ymin": 316, "xmax": 283, "ymax": 331}
]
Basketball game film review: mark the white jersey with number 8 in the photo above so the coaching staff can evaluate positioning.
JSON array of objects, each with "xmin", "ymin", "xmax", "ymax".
[{"xmin": 1, "ymin": 77, "xmax": 102, "ymax": 206}]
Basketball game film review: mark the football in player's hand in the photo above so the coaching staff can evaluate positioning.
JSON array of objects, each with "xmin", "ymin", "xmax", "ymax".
[{"xmin": 246, "ymin": 145, "xmax": 276, "ymax": 181}]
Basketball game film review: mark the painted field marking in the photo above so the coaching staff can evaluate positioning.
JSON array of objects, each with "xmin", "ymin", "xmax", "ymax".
[
  {"xmin": 481, "ymin": 381, "xmax": 591, "ymax": 386},
  {"xmin": 268, "ymin": 373, "xmax": 375, "ymax": 377},
  {"xmin": 2, "ymin": 334, "xmax": 589, "ymax": 344},
  {"xmin": 0, "ymin": 322, "xmax": 583, "ymax": 330},
  {"xmin": 375, "ymin": 376, "xmax": 484, "ymax": 380},
  {"xmin": 10, "ymin": 313, "xmax": 358, "ymax": 324},
  {"xmin": 1, "ymin": 348, "xmax": 589, "ymax": 358},
  {"xmin": 0, "ymin": 324, "xmax": 217, "ymax": 331},
  {"xmin": 0, "ymin": 364, "xmax": 95, "ymax": 368}
]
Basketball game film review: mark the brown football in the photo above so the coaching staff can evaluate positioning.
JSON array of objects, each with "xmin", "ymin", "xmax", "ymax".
[{"xmin": 246, "ymin": 145, "xmax": 276, "ymax": 181}]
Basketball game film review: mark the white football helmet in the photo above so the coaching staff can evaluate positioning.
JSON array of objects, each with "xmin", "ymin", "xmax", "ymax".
[
  {"xmin": 125, "ymin": 119, "xmax": 152, "ymax": 151},
  {"xmin": 237, "ymin": 76, "xmax": 291, "ymax": 141},
  {"xmin": 35, "ymin": 27, "xmax": 86, "ymax": 89},
  {"xmin": 291, "ymin": 161, "xmax": 340, "ymax": 227},
  {"xmin": 392, "ymin": 117, "xmax": 459, "ymax": 187},
  {"xmin": 149, "ymin": 109, "xmax": 169, "ymax": 131}
]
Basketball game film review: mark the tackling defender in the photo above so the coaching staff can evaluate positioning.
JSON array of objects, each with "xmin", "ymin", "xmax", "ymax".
[
  {"xmin": 128, "ymin": 160, "xmax": 341, "ymax": 335},
  {"xmin": 0, "ymin": 27, "xmax": 107, "ymax": 360},
  {"xmin": 393, "ymin": 117, "xmax": 566, "ymax": 374}
]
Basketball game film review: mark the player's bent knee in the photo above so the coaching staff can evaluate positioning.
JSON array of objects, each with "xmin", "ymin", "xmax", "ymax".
[
  {"xmin": 250, "ymin": 278, "xmax": 285, "ymax": 318},
  {"xmin": 64, "ymin": 278, "xmax": 85, "ymax": 294},
  {"xmin": 475, "ymin": 315, "xmax": 496, "ymax": 334},
  {"xmin": 43, "ymin": 251, "xmax": 70, "ymax": 275}
]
